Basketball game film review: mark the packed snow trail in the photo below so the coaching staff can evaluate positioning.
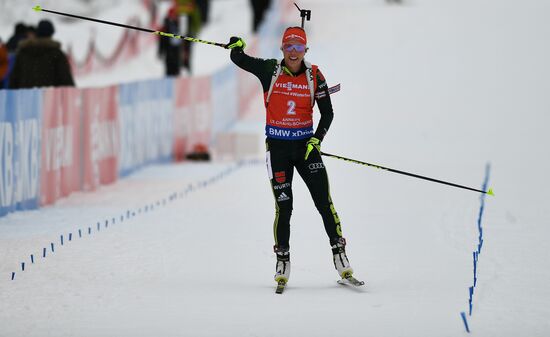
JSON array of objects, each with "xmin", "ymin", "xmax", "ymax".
[
  {"xmin": 2, "ymin": 0, "xmax": 550, "ymax": 336},
  {"xmin": 0, "ymin": 160, "xmax": 477, "ymax": 337}
]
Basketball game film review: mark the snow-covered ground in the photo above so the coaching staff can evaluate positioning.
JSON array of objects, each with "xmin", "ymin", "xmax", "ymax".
[{"xmin": 2, "ymin": 0, "xmax": 550, "ymax": 336}]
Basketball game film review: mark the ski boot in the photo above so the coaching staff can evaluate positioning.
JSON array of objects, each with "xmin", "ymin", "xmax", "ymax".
[
  {"xmin": 332, "ymin": 237, "xmax": 365, "ymax": 286},
  {"xmin": 331, "ymin": 237, "xmax": 353, "ymax": 278},
  {"xmin": 274, "ymin": 245, "xmax": 290, "ymax": 293}
]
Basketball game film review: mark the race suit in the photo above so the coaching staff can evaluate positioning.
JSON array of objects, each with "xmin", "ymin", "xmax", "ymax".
[{"xmin": 230, "ymin": 49, "xmax": 343, "ymax": 250}]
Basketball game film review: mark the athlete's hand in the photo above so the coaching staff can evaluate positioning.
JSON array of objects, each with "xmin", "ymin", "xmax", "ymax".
[
  {"xmin": 226, "ymin": 36, "xmax": 246, "ymax": 50},
  {"xmin": 304, "ymin": 137, "xmax": 321, "ymax": 160}
]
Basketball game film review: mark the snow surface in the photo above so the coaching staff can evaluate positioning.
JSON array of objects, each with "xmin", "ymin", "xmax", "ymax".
[{"xmin": 2, "ymin": 0, "xmax": 550, "ymax": 336}]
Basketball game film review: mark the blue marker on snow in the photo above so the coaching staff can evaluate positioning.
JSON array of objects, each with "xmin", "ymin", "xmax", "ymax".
[
  {"xmin": 11, "ymin": 272, "xmax": 15, "ymax": 280},
  {"xmin": 43, "ymin": 248, "xmax": 47, "ymax": 257},
  {"xmin": 31, "ymin": 254, "xmax": 34, "ymax": 264},
  {"xmin": 51, "ymin": 243, "xmax": 55, "ymax": 252},
  {"xmin": 79, "ymin": 229, "xmax": 82, "ymax": 238},
  {"xmin": 21, "ymin": 262, "xmax": 25, "ymax": 271},
  {"xmin": 69, "ymin": 233, "xmax": 72, "ymax": 241},
  {"xmin": 460, "ymin": 312, "xmax": 471, "ymax": 333},
  {"xmin": 61, "ymin": 235, "xmax": 64, "ymax": 245},
  {"xmin": 473, "ymin": 252, "xmax": 477, "ymax": 275}
]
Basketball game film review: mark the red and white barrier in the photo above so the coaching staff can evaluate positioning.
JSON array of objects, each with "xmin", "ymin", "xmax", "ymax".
[
  {"xmin": 0, "ymin": 0, "xmax": 290, "ymax": 217},
  {"xmin": 81, "ymin": 86, "xmax": 119, "ymax": 191},
  {"xmin": 40, "ymin": 88, "xmax": 81, "ymax": 205}
]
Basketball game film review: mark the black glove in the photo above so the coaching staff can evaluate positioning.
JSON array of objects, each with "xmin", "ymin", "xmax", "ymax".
[{"xmin": 227, "ymin": 36, "xmax": 246, "ymax": 50}]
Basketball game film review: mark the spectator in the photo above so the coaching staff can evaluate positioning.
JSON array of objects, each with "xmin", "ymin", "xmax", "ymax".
[
  {"xmin": 196, "ymin": 0, "xmax": 210, "ymax": 25},
  {"xmin": 6, "ymin": 23, "xmax": 28, "ymax": 53},
  {"xmin": 9, "ymin": 19, "xmax": 75, "ymax": 89},
  {"xmin": 0, "ymin": 39, "xmax": 8, "ymax": 88},
  {"xmin": 25, "ymin": 26, "xmax": 37, "ymax": 40},
  {"xmin": 158, "ymin": 7, "xmax": 182, "ymax": 76},
  {"xmin": 174, "ymin": 0, "xmax": 202, "ymax": 73},
  {"xmin": 249, "ymin": 0, "xmax": 271, "ymax": 33}
]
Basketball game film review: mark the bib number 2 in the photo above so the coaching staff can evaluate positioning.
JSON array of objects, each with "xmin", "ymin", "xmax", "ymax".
[{"xmin": 287, "ymin": 100, "xmax": 296, "ymax": 115}]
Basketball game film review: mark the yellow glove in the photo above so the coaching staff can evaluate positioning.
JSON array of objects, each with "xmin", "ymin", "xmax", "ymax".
[{"xmin": 304, "ymin": 137, "xmax": 321, "ymax": 160}]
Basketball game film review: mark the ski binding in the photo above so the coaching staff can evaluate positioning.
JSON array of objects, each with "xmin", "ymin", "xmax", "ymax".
[
  {"xmin": 275, "ymin": 279, "xmax": 287, "ymax": 294},
  {"xmin": 337, "ymin": 275, "xmax": 365, "ymax": 287}
]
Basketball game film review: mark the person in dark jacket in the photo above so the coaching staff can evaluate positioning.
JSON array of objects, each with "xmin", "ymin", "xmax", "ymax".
[
  {"xmin": 174, "ymin": 0, "xmax": 202, "ymax": 73},
  {"xmin": 249, "ymin": 0, "xmax": 271, "ymax": 33},
  {"xmin": 158, "ymin": 7, "xmax": 182, "ymax": 76},
  {"xmin": 6, "ymin": 23, "xmax": 28, "ymax": 53},
  {"xmin": 9, "ymin": 20, "xmax": 75, "ymax": 89},
  {"xmin": 196, "ymin": 0, "xmax": 210, "ymax": 25}
]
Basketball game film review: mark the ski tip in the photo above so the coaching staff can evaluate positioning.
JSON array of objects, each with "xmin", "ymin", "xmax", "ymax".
[
  {"xmin": 486, "ymin": 188, "xmax": 495, "ymax": 196},
  {"xmin": 33, "ymin": 5, "xmax": 42, "ymax": 12}
]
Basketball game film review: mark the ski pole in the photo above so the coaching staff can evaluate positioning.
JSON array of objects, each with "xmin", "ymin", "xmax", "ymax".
[
  {"xmin": 32, "ymin": 5, "xmax": 228, "ymax": 49},
  {"xmin": 320, "ymin": 152, "xmax": 494, "ymax": 196}
]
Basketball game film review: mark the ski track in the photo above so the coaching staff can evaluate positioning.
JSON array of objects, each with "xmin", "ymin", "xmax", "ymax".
[{"xmin": 2, "ymin": 0, "xmax": 550, "ymax": 336}]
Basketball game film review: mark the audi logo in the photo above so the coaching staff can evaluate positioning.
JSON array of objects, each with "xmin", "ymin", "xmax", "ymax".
[{"xmin": 308, "ymin": 163, "xmax": 325, "ymax": 170}]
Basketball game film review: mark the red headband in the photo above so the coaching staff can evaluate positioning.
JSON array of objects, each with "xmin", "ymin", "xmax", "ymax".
[{"xmin": 282, "ymin": 27, "xmax": 307, "ymax": 45}]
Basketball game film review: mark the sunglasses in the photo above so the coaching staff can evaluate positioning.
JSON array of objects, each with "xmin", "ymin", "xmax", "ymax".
[{"xmin": 282, "ymin": 43, "xmax": 307, "ymax": 52}]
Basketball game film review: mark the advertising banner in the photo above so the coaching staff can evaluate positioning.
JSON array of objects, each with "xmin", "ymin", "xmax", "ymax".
[
  {"xmin": 211, "ymin": 66, "xmax": 237, "ymax": 137},
  {"xmin": 118, "ymin": 79, "xmax": 174, "ymax": 177},
  {"xmin": 187, "ymin": 76, "xmax": 212, "ymax": 153},
  {"xmin": 81, "ymin": 86, "xmax": 119, "ymax": 191},
  {"xmin": 237, "ymin": 44, "xmax": 262, "ymax": 118},
  {"xmin": 40, "ymin": 88, "xmax": 82, "ymax": 205},
  {"xmin": 0, "ymin": 89, "xmax": 41, "ymax": 217},
  {"xmin": 173, "ymin": 77, "xmax": 192, "ymax": 161}
]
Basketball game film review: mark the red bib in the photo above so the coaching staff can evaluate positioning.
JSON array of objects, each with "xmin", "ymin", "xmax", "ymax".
[{"xmin": 264, "ymin": 66, "xmax": 318, "ymax": 140}]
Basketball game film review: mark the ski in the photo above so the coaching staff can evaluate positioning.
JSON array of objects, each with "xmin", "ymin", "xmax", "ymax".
[
  {"xmin": 275, "ymin": 280, "xmax": 287, "ymax": 294},
  {"xmin": 337, "ymin": 275, "xmax": 365, "ymax": 287}
]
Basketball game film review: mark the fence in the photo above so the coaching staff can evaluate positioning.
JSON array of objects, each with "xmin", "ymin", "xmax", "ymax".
[
  {"xmin": 0, "ymin": 75, "xmax": 214, "ymax": 217},
  {"xmin": 0, "ymin": 0, "xmax": 292, "ymax": 218}
]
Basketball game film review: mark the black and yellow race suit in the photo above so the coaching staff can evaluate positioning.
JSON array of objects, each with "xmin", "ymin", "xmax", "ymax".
[{"xmin": 231, "ymin": 48, "xmax": 343, "ymax": 250}]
